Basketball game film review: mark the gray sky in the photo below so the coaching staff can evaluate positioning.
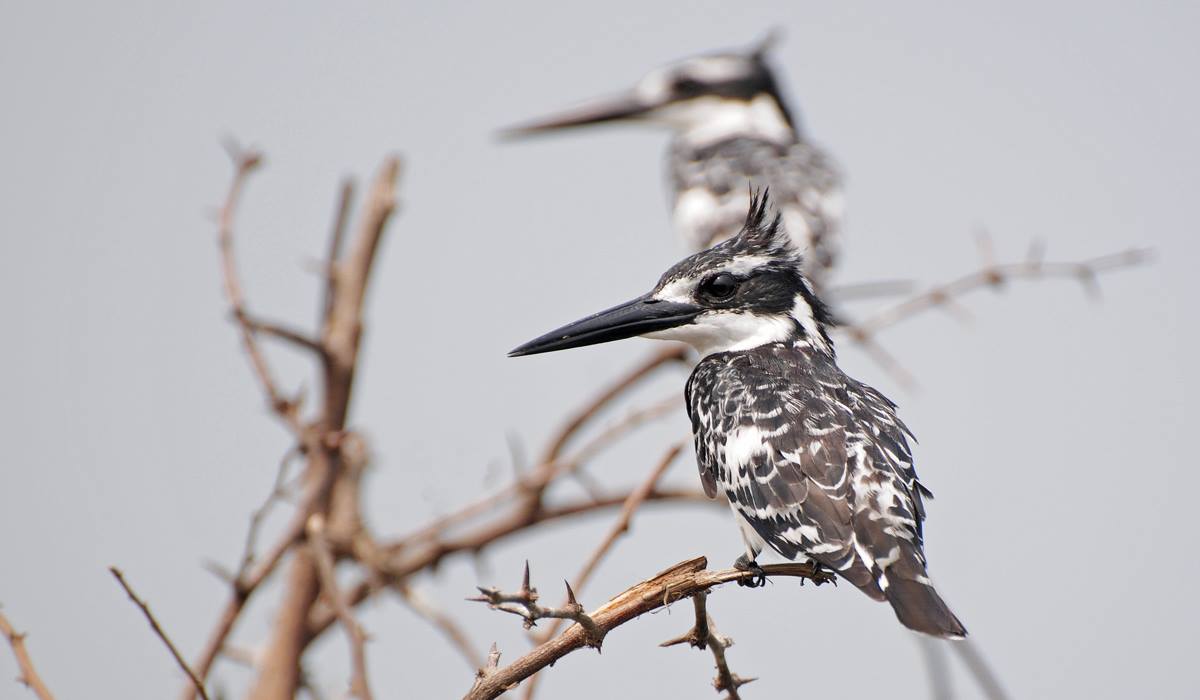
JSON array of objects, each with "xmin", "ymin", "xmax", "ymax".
[{"xmin": 2, "ymin": 1, "xmax": 1197, "ymax": 698}]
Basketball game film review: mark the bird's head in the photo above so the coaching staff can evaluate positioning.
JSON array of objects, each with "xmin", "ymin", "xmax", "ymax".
[
  {"xmin": 502, "ymin": 31, "xmax": 797, "ymax": 147},
  {"xmin": 509, "ymin": 190, "xmax": 833, "ymax": 359}
]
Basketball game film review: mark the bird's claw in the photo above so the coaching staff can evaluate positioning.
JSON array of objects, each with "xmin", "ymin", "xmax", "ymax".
[
  {"xmin": 809, "ymin": 562, "xmax": 835, "ymax": 586},
  {"xmin": 733, "ymin": 555, "xmax": 767, "ymax": 588}
]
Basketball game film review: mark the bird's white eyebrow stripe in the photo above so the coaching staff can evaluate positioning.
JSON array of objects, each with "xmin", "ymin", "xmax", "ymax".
[{"xmin": 653, "ymin": 254, "xmax": 777, "ymax": 304}]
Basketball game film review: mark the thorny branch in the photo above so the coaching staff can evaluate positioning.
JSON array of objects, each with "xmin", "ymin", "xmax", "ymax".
[
  {"xmin": 109, "ymin": 567, "xmax": 211, "ymax": 700},
  {"xmin": 466, "ymin": 557, "xmax": 834, "ymax": 700},
  {"xmin": 181, "ymin": 145, "xmax": 1131, "ymax": 699},
  {"xmin": 838, "ymin": 239, "xmax": 1149, "ymax": 385},
  {"xmin": 661, "ymin": 591, "xmax": 755, "ymax": 700},
  {"xmin": 469, "ymin": 563, "xmax": 606, "ymax": 649},
  {"xmin": 0, "ymin": 610, "xmax": 55, "ymax": 700}
]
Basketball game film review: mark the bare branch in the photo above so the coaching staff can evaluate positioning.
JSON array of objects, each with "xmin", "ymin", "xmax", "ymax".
[
  {"xmin": 248, "ymin": 155, "xmax": 400, "ymax": 700},
  {"xmin": 389, "ymin": 392, "xmax": 680, "ymax": 553},
  {"xmin": 309, "ymin": 489, "xmax": 716, "ymax": 641},
  {"xmin": 464, "ymin": 556, "xmax": 833, "ymax": 700},
  {"xmin": 185, "ymin": 431, "xmax": 328, "ymax": 700},
  {"xmin": 0, "ymin": 610, "xmax": 55, "ymax": 700},
  {"xmin": 833, "ymin": 244, "xmax": 1148, "ymax": 389},
  {"xmin": 848, "ymin": 246, "xmax": 1150, "ymax": 338},
  {"xmin": 321, "ymin": 178, "xmax": 356, "ymax": 324},
  {"xmin": 469, "ymin": 563, "xmax": 606, "ymax": 649},
  {"xmin": 215, "ymin": 146, "xmax": 303, "ymax": 429},
  {"xmin": 238, "ymin": 446, "xmax": 301, "ymax": 578},
  {"xmin": 109, "ymin": 567, "xmax": 210, "ymax": 700},
  {"xmin": 660, "ymin": 592, "xmax": 755, "ymax": 699},
  {"xmin": 571, "ymin": 443, "xmax": 684, "ymax": 596},
  {"xmin": 239, "ymin": 313, "xmax": 326, "ymax": 356},
  {"xmin": 307, "ymin": 514, "xmax": 373, "ymax": 700}
]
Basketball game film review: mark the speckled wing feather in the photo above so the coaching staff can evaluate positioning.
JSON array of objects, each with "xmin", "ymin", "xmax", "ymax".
[
  {"xmin": 668, "ymin": 137, "xmax": 842, "ymax": 292},
  {"xmin": 685, "ymin": 341, "xmax": 965, "ymax": 637}
]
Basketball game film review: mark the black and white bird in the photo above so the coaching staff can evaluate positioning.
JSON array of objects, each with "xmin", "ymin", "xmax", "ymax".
[
  {"xmin": 509, "ymin": 193, "xmax": 965, "ymax": 638},
  {"xmin": 504, "ymin": 34, "xmax": 843, "ymax": 295}
]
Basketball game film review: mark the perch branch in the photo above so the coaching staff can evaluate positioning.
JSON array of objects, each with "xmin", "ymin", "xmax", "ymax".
[
  {"xmin": 215, "ymin": 145, "xmax": 302, "ymax": 429},
  {"xmin": 464, "ymin": 556, "xmax": 833, "ymax": 700}
]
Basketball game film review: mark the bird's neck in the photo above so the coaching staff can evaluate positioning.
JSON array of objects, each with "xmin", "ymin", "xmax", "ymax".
[{"xmin": 675, "ymin": 94, "xmax": 796, "ymax": 149}]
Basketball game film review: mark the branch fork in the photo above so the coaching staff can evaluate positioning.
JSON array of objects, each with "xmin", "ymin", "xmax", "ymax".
[{"xmin": 469, "ymin": 563, "xmax": 605, "ymax": 649}]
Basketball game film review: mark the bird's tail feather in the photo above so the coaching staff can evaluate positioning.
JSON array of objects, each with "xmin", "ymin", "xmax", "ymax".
[{"xmin": 884, "ymin": 577, "xmax": 967, "ymax": 639}]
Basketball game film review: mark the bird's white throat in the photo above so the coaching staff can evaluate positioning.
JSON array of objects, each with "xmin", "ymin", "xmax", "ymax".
[{"xmin": 658, "ymin": 94, "xmax": 794, "ymax": 148}]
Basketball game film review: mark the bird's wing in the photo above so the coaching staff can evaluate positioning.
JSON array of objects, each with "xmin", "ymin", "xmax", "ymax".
[
  {"xmin": 668, "ymin": 137, "xmax": 842, "ymax": 290},
  {"xmin": 686, "ymin": 348, "xmax": 928, "ymax": 600}
]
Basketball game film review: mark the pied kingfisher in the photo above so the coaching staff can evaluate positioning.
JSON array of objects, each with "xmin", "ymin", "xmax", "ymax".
[
  {"xmin": 505, "ymin": 34, "xmax": 843, "ymax": 295},
  {"xmin": 510, "ymin": 193, "xmax": 965, "ymax": 638}
]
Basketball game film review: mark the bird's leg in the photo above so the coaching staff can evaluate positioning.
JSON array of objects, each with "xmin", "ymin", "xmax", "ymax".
[{"xmin": 733, "ymin": 553, "xmax": 767, "ymax": 588}]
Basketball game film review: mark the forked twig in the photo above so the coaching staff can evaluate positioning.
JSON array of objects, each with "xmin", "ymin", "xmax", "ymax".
[
  {"xmin": 661, "ymin": 591, "xmax": 755, "ymax": 699},
  {"xmin": 469, "ymin": 563, "xmax": 605, "ymax": 649}
]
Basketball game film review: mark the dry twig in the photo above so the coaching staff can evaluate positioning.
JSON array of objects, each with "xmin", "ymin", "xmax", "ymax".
[
  {"xmin": 835, "ymin": 242, "xmax": 1148, "ymax": 388},
  {"xmin": 307, "ymin": 488, "xmax": 715, "ymax": 641},
  {"xmin": 465, "ymin": 556, "xmax": 833, "ymax": 700},
  {"xmin": 469, "ymin": 563, "xmax": 606, "ymax": 649},
  {"xmin": 307, "ymin": 514, "xmax": 374, "ymax": 700},
  {"xmin": 846, "ymin": 245, "xmax": 1149, "ymax": 340},
  {"xmin": 661, "ymin": 591, "xmax": 755, "ymax": 699},
  {"xmin": 109, "ymin": 567, "xmax": 210, "ymax": 700},
  {"xmin": 0, "ymin": 610, "xmax": 55, "ymax": 700}
]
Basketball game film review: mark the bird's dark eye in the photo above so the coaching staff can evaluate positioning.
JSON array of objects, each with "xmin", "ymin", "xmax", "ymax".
[
  {"xmin": 701, "ymin": 272, "xmax": 738, "ymax": 299},
  {"xmin": 672, "ymin": 76, "xmax": 704, "ymax": 96}
]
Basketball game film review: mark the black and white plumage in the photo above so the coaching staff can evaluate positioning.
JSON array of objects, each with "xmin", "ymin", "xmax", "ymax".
[
  {"xmin": 511, "ymin": 193, "xmax": 965, "ymax": 638},
  {"xmin": 504, "ymin": 35, "xmax": 843, "ymax": 295}
]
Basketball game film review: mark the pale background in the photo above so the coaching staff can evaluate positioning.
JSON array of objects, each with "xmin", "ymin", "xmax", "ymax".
[{"xmin": 2, "ymin": 1, "xmax": 1197, "ymax": 698}]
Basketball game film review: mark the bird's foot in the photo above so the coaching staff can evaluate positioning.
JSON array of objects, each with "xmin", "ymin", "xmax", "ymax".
[
  {"xmin": 733, "ymin": 554, "xmax": 767, "ymax": 588},
  {"xmin": 809, "ymin": 561, "xmax": 836, "ymax": 587}
]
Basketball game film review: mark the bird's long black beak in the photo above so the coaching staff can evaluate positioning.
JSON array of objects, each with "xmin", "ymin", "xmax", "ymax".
[
  {"xmin": 499, "ymin": 92, "xmax": 652, "ymax": 138},
  {"xmin": 508, "ymin": 294, "xmax": 701, "ymax": 357}
]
